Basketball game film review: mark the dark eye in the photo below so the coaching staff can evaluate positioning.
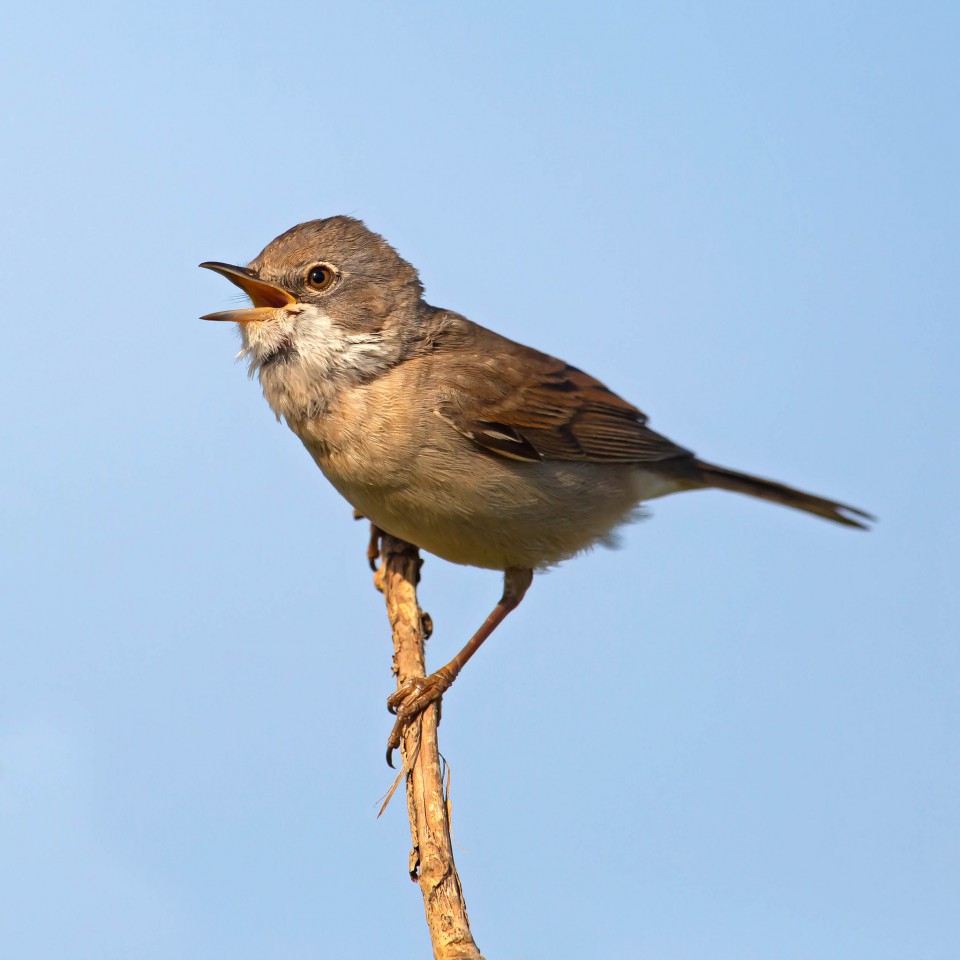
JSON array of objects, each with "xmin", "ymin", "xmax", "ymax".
[{"xmin": 306, "ymin": 264, "xmax": 336, "ymax": 291}]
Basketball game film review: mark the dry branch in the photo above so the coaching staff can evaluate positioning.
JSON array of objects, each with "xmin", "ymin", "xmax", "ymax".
[{"xmin": 374, "ymin": 532, "xmax": 483, "ymax": 960}]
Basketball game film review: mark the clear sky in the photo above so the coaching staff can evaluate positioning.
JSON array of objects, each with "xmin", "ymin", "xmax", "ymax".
[{"xmin": 1, "ymin": 2, "xmax": 957, "ymax": 958}]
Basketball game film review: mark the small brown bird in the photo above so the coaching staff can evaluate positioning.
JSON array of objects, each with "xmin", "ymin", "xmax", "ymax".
[{"xmin": 201, "ymin": 216, "xmax": 872, "ymax": 764}]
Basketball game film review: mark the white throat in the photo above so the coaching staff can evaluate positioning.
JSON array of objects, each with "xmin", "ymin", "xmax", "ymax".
[{"xmin": 238, "ymin": 304, "xmax": 400, "ymax": 423}]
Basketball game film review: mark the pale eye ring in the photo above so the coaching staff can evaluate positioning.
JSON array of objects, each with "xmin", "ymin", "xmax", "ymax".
[{"xmin": 306, "ymin": 263, "xmax": 337, "ymax": 291}]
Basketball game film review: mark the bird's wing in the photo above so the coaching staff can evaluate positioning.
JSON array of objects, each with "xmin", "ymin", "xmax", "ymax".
[{"xmin": 431, "ymin": 319, "xmax": 692, "ymax": 465}]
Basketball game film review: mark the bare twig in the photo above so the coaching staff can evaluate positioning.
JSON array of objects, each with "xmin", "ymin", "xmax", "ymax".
[{"xmin": 373, "ymin": 532, "xmax": 483, "ymax": 960}]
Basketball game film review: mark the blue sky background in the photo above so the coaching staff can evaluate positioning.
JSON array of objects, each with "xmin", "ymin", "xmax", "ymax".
[{"xmin": 1, "ymin": 2, "xmax": 957, "ymax": 957}]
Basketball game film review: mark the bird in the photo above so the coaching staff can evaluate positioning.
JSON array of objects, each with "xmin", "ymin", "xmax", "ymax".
[{"xmin": 200, "ymin": 216, "xmax": 873, "ymax": 764}]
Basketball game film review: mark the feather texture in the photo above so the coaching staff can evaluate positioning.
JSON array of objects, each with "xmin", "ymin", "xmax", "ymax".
[{"xmin": 428, "ymin": 313, "xmax": 692, "ymax": 465}]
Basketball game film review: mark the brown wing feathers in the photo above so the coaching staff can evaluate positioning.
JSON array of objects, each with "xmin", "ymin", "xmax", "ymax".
[
  {"xmin": 437, "ymin": 342, "xmax": 691, "ymax": 465},
  {"xmin": 430, "ymin": 321, "xmax": 872, "ymax": 529}
]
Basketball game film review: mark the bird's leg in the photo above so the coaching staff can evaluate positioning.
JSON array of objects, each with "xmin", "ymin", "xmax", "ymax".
[
  {"xmin": 366, "ymin": 525, "xmax": 384, "ymax": 572},
  {"xmin": 385, "ymin": 566, "xmax": 533, "ymax": 766},
  {"xmin": 352, "ymin": 509, "xmax": 383, "ymax": 572}
]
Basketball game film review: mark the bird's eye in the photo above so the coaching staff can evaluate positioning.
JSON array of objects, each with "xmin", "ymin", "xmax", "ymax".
[{"xmin": 306, "ymin": 264, "xmax": 336, "ymax": 291}]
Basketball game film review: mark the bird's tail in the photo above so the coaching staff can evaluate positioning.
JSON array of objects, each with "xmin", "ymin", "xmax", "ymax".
[{"xmin": 691, "ymin": 460, "xmax": 875, "ymax": 529}]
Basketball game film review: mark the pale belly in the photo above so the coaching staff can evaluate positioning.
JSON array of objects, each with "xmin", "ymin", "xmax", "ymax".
[{"xmin": 305, "ymin": 434, "xmax": 678, "ymax": 570}]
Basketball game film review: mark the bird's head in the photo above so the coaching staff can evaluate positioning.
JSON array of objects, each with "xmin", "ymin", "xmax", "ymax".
[{"xmin": 201, "ymin": 216, "xmax": 424, "ymax": 418}]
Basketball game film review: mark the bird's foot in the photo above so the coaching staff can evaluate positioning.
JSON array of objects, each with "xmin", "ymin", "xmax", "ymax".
[
  {"xmin": 366, "ymin": 525, "xmax": 383, "ymax": 572},
  {"xmin": 385, "ymin": 671, "xmax": 453, "ymax": 767},
  {"xmin": 353, "ymin": 511, "xmax": 383, "ymax": 572}
]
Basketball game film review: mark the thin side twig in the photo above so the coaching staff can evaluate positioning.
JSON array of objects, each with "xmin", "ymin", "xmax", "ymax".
[{"xmin": 373, "ymin": 532, "xmax": 483, "ymax": 960}]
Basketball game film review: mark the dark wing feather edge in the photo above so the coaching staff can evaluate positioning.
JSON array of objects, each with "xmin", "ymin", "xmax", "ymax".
[{"xmin": 435, "ymin": 338, "xmax": 692, "ymax": 465}]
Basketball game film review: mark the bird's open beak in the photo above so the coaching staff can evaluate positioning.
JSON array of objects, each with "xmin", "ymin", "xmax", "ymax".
[{"xmin": 199, "ymin": 261, "xmax": 297, "ymax": 322}]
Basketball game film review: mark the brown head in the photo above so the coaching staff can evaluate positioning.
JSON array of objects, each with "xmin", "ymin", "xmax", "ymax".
[
  {"xmin": 200, "ymin": 217, "xmax": 426, "ymax": 422},
  {"xmin": 201, "ymin": 216, "xmax": 424, "ymax": 333}
]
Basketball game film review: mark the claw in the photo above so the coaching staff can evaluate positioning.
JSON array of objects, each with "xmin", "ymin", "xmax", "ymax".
[
  {"xmin": 384, "ymin": 672, "xmax": 452, "ymax": 766},
  {"xmin": 386, "ymin": 720, "xmax": 404, "ymax": 767}
]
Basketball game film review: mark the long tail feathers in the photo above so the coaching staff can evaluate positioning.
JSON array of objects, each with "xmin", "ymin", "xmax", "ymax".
[{"xmin": 693, "ymin": 460, "xmax": 875, "ymax": 529}]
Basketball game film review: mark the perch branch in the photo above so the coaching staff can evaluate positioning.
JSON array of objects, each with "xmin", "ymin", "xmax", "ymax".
[{"xmin": 373, "ymin": 532, "xmax": 483, "ymax": 960}]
